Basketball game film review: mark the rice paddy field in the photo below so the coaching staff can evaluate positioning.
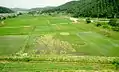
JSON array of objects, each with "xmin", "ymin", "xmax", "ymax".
[{"xmin": 0, "ymin": 14, "xmax": 119, "ymax": 71}]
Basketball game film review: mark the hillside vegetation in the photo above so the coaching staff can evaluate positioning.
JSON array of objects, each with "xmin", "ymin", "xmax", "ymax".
[
  {"xmin": 0, "ymin": 6, "xmax": 14, "ymax": 13},
  {"xmin": 42, "ymin": 0, "xmax": 119, "ymax": 18},
  {"xmin": 29, "ymin": 6, "xmax": 55, "ymax": 11},
  {"xmin": 11, "ymin": 8, "xmax": 28, "ymax": 12}
]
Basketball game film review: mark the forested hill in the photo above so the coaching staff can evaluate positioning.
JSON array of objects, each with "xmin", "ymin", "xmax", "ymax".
[
  {"xmin": 29, "ymin": 6, "xmax": 55, "ymax": 11},
  {"xmin": 11, "ymin": 8, "xmax": 28, "ymax": 12},
  {"xmin": 0, "ymin": 6, "xmax": 14, "ymax": 13},
  {"xmin": 42, "ymin": 0, "xmax": 119, "ymax": 18}
]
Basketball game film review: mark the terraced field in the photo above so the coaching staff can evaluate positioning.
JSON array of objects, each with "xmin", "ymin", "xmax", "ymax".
[{"xmin": 0, "ymin": 15, "xmax": 119, "ymax": 71}]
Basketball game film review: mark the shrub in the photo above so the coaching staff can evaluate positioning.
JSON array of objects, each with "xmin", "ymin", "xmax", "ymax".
[
  {"xmin": 0, "ymin": 17, "xmax": 2, "ymax": 21},
  {"xmin": 2, "ymin": 17, "xmax": 6, "ymax": 20},
  {"xmin": 22, "ymin": 57, "xmax": 31, "ymax": 62},
  {"xmin": 0, "ymin": 63, "xmax": 5, "ymax": 70},
  {"xmin": 18, "ymin": 12, "xmax": 22, "ymax": 16},
  {"xmin": 102, "ymin": 25, "xmax": 110, "ymax": 29},
  {"xmin": 0, "ymin": 21, "xmax": 5, "ymax": 27},
  {"xmin": 108, "ymin": 19, "xmax": 119, "ymax": 27},
  {"xmin": 112, "ymin": 59, "xmax": 119, "ymax": 70},
  {"xmin": 12, "ymin": 15, "xmax": 17, "ymax": 18},
  {"xmin": 86, "ymin": 18, "xmax": 91, "ymax": 23},
  {"xmin": 112, "ymin": 27, "xmax": 119, "ymax": 31},
  {"xmin": 0, "ymin": 16, "xmax": 6, "ymax": 20},
  {"xmin": 7, "ymin": 15, "xmax": 12, "ymax": 18},
  {"xmin": 96, "ymin": 23, "xmax": 102, "ymax": 27}
]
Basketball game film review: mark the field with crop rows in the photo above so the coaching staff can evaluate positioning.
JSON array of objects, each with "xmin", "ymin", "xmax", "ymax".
[{"xmin": 0, "ymin": 14, "xmax": 119, "ymax": 71}]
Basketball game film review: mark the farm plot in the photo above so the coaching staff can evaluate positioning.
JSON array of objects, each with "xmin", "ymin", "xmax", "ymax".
[
  {"xmin": 0, "ymin": 15, "xmax": 119, "ymax": 71},
  {"xmin": 0, "ymin": 35, "xmax": 27, "ymax": 56},
  {"xmin": 0, "ymin": 15, "xmax": 49, "ymax": 56},
  {"xmin": 47, "ymin": 16, "xmax": 71, "ymax": 25},
  {"xmin": 77, "ymin": 32, "xmax": 119, "ymax": 56},
  {"xmin": 0, "ymin": 27, "xmax": 32, "ymax": 35},
  {"xmin": 0, "ymin": 15, "xmax": 119, "ymax": 57}
]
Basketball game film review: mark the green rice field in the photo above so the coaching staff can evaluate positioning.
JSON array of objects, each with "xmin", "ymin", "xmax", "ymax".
[{"xmin": 0, "ymin": 15, "xmax": 119, "ymax": 71}]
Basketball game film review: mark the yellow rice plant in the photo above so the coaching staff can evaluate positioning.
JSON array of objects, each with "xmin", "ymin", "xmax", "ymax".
[{"xmin": 35, "ymin": 34, "xmax": 76, "ymax": 55}]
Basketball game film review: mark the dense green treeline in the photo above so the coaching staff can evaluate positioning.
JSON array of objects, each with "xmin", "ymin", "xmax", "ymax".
[
  {"xmin": 0, "ymin": 6, "xmax": 14, "ymax": 13},
  {"xmin": 42, "ymin": 0, "xmax": 119, "ymax": 18}
]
